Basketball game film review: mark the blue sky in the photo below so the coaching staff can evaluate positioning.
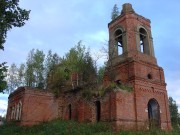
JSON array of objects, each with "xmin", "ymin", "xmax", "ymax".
[{"xmin": 0, "ymin": 0, "xmax": 180, "ymax": 116}]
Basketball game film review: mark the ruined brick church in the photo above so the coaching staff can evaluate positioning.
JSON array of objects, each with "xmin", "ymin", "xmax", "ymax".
[{"xmin": 6, "ymin": 3, "xmax": 172, "ymax": 130}]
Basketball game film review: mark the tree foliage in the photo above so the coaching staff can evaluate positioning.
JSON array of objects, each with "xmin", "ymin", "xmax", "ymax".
[
  {"xmin": 97, "ymin": 66, "xmax": 105, "ymax": 84},
  {"xmin": 25, "ymin": 49, "xmax": 45, "ymax": 88},
  {"xmin": 6, "ymin": 63, "xmax": 19, "ymax": 93},
  {"xmin": 111, "ymin": 4, "xmax": 119, "ymax": 20},
  {"xmin": 62, "ymin": 41, "xmax": 96, "ymax": 83},
  {"xmin": 48, "ymin": 41, "xmax": 96, "ymax": 93},
  {"xmin": 44, "ymin": 50, "xmax": 60, "ymax": 88},
  {"xmin": 0, "ymin": 0, "xmax": 30, "ymax": 93},
  {"xmin": 5, "ymin": 49, "xmax": 60, "ymax": 93},
  {"xmin": 6, "ymin": 63, "xmax": 26, "ymax": 93},
  {"xmin": 169, "ymin": 97, "xmax": 179, "ymax": 127},
  {"xmin": 18, "ymin": 63, "xmax": 25, "ymax": 86},
  {"xmin": 5, "ymin": 42, "xmax": 102, "ymax": 95},
  {"xmin": 0, "ymin": 62, "xmax": 8, "ymax": 93},
  {"xmin": 0, "ymin": 0, "xmax": 30, "ymax": 50}
]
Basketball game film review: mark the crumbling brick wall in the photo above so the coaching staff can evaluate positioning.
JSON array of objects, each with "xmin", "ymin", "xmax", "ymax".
[{"xmin": 7, "ymin": 87, "xmax": 58, "ymax": 126}]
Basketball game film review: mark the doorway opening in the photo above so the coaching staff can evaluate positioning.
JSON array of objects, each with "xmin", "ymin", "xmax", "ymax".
[
  {"xmin": 95, "ymin": 101, "xmax": 101, "ymax": 122},
  {"xmin": 148, "ymin": 99, "xmax": 160, "ymax": 128},
  {"xmin": 68, "ymin": 104, "xmax": 71, "ymax": 120}
]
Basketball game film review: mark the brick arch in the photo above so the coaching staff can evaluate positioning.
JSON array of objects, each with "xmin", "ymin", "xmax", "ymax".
[
  {"xmin": 113, "ymin": 25, "xmax": 126, "ymax": 34},
  {"xmin": 138, "ymin": 26, "xmax": 150, "ymax": 54}
]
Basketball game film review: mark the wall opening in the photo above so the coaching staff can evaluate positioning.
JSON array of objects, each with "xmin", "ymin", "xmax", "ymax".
[
  {"xmin": 139, "ymin": 28, "xmax": 149, "ymax": 55},
  {"xmin": 148, "ymin": 99, "xmax": 160, "ymax": 128},
  {"xmin": 147, "ymin": 74, "xmax": 152, "ymax": 79},
  {"xmin": 115, "ymin": 29, "xmax": 123, "ymax": 55},
  {"xmin": 68, "ymin": 104, "xmax": 72, "ymax": 120},
  {"xmin": 95, "ymin": 101, "xmax": 101, "ymax": 122}
]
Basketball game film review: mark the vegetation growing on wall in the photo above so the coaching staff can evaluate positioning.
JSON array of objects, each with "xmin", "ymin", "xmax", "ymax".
[
  {"xmin": 47, "ymin": 41, "xmax": 97, "ymax": 95},
  {"xmin": 81, "ymin": 82, "xmax": 133, "ymax": 100}
]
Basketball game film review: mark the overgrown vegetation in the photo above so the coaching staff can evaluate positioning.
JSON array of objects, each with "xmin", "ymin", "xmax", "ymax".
[
  {"xmin": 0, "ymin": 119, "xmax": 180, "ymax": 135},
  {"xmin": 81, "ymin": 82, "xmax": 133, "ymax": 100},
  {"xmin": 5, "ymin": 41, "xmax": 98, "ymax": 94},
  {"xmin": 47, "ymin": 41, "xmax": 96, "ymax": 95}
]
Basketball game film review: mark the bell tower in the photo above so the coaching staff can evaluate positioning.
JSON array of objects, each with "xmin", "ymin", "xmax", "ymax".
[
  {"xmin": 108, "ymin": 3, "xmax": 156, "ymax": 68},
  {"xmin": 105, "ymin": 3, "xmax": 172, "ymax": 129}
]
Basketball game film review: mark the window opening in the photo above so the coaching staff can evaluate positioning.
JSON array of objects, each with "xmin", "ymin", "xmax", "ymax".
[
  {"xmin": 139, "ymin": 28, "xmax": 147, "ymax": 53},
  {"xmin": 11, "ymin": 107, "xmax": 14, "ymax": 120},
  {"xmin": 16, "ymin": 104, "xmax": 19, "ymax": 120},
  {"xmin": 18, "ymin": 101, "xmax": 22, "ymax": 120},
  {"xmin": 95, "ymin": 101, "xmax": 101, "ymax": 122},
  {"xmin": 115, "ymin": 29, "xmax": 123, "ymax": 55},
  {"xmin": 147, "ymin": 74, "xmax": 152, "ymax": 79},
  {"xmin": 68, "ymin": 104, "xmax": 72, "ymax": 120}
]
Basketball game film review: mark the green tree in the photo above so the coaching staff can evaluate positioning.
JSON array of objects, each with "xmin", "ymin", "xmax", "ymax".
[
  {"xmin": 6, "ymin": 63, "xmax": 19, "ymax": 93},
  {"xmin": 48, "ymin": 41, "xmax": 96, "ymax": 93},
  {"xmin": 0, "ymin": 0, "xmax": 30, "ymax": 93},
  {"xmin": 62, "ymin": 41, "xmax": 96, "ymax": 83},
  {"xmin": 25, "ymin": 49, "xmax": 35, "ymax": 87},
  {"xmin": 18, "ymin": 63, "xmax": 25, "ymax": 86},
  {"xmin": 169, "ymin": 97, "xmax": 179, "ymax": 127},
  {"xmin": 97, "ymin": 66, "xmax": 105, "ymax": 84},
  {"xmin": 47, "ymin": 64, "xmax": 68, "ymax": 95},
  {"xmin": 111, "ymin": 4, "xmax": 119, "ymax": 20},
  {"xmin": 33, "ymin": 49, "xmax": 45, "ymax": 88},
  {"xmin": 0, "ymin": 62, "xmax": 8, "ymax": 93},
  {"xmin": 0, "ymin": 0, "xmax": 30, "ymax": 49},
  {"xmin": 25, "ymin": 49, "xmax": 45, "ymax": 88},
  {"xmin": 44, "ymin": 50, "xmax": 60, "ymax": 88}
]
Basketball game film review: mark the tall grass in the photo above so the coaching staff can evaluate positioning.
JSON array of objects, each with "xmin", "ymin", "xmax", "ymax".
[
  {"xmin": 0, "ymin": 120, "xmax": 112, "ymax": 135},
  {"xmin": 0, "ymin": 119, "xmax": 179, "ymax": 135}
]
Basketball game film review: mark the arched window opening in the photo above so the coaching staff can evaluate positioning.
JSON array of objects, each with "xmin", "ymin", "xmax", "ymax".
[
  {"xmin": 139, "ymin": 28, "xmax": 148, "ymax": 54},
  {"xmin": 11, "ymin": 107, "xmax": 14, "ymax": 120},
  {"xmin": 68, "ymin": 104, "xmax": 72, "ymax": 120},
  {"xmin": 16, "ymin": 104, "xmax": 19, "ymax": 120},
  {"xmin": 18, "ymin": 101, "xmax": 22, "ymax": 120},
  {"xmin": 13, "ymin": 105, "xmax": 16, "ymax": 120},
  {"xmin": 10, "ymin": 101, "xmax": 22, "ymax": 121},
  {"xmin": 148, "ymin": 99, "xmax": 160, "ymax": 128},
  {"xmin": 95, "ymin": 101, "xmax": 101, "ymax": 122},
  {"xmin": 115, "ymin": 29, "xmax": 123, "ymax": 55}
]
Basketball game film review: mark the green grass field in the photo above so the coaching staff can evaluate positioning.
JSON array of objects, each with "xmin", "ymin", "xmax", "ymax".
[{"xmin": 0, "ymin": 120, "xmax": 180, "ymax": 135}]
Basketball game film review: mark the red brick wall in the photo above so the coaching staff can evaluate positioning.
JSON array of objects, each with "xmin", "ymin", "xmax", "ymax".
[
  {"xmin": 105, "ymin": 3, "xmax": 172, "ymax": 130},
  {"xmin": 7, "ymin": 87, "xmax": 58, "ymax": 126}
]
